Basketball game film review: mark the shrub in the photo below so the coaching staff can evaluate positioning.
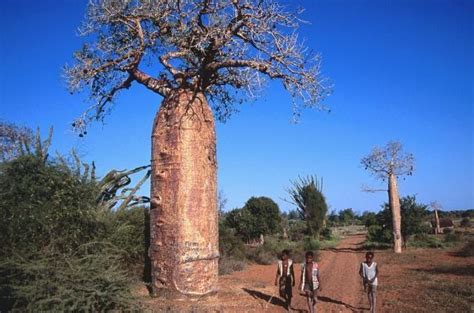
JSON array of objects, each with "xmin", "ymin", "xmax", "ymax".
[
  {"xmin": 246, "ymin": 246, "xmax": 276, "ymax": 265},
  {"xmin": 366, "ymin": 225, "xmax": 392, "ymax": 243},
  {"xmin": 219, "ymin": 222, "xmax": 245, "ymax": 260},
  {"xmin": 218, "ymin": 257, "xmax": 246, "ymax": 275},
  {"xmin": 0, "ymin": 132, "xmax": 148, "ymax": 311},
  {"xmin": 460, "ymin": 217, "xmax": 471, "ymax": 228},
  {"xmin": 444, "ymin": 231, "xmax": 463, "ymax": 243},
  {"xmin": 3, "ymin": 242, "xmax": 138, "ymax": 311},
  {"xmin": 320, "ymin": 227, "xmax": 333, "ymax": 240},
  {"xmin": 303, "ymin": 236, "xmax": 320, "ymax": 252},
  {"xmin": 103, "ymin": 206, "xmax": 149, "ymax": 273},
  {"xmin": 287, "ymin": 220, "xmax": 307, "ymax": 241},
  {"xmin": 409, "ymin": 234, "xmax": 445, "ymax": 248},
  {"xmin": 0, "ymin": 155, "xmax": 100, "ymax": 257},
  {"xmin": 457, "ymin": 240, "xmax": 474, "ymax": 257}
]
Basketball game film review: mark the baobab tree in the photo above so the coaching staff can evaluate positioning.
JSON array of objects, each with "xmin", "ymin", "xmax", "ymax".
[
  {"xmin": 361, "ymin": 141, "xmax": 414, "ymax": 253},
  {"xmin": 65, "ymin": 0, "xmax": 329, "ymax": 296}
]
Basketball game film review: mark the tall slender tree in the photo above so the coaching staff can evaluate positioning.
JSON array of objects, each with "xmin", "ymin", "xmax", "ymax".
[
  {"xmin": 361, "ymin": 141, "xmax": 414, "ymax": 253},
  {"xmin": 66, "ymin": 0, "xmax": 328, "ymax": 296}
]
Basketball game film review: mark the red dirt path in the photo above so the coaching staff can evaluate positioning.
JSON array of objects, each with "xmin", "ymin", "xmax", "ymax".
[{"xmin": 143, "ymin": 234, "xmax": 374, "ymax": 312}]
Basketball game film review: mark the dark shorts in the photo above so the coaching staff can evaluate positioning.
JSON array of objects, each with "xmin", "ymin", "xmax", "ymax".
[
  {"xmin": 279, "ymin": 276, "xmax": 293, "ymax": 299},
  {"xmin": 368, "ymin": 284, "xmax": 377, "ymax": 293}
]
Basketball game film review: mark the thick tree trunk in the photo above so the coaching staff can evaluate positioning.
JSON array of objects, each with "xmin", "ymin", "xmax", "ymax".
[
  {"xmin": 150, "ymin": 90, "xmax": 219, "ymax": 297},
  {"xmin": 388, "ymin": 173, "xmax": 402, "ymax": 253}
]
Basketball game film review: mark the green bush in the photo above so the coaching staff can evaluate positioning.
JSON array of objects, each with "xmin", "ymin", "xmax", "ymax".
[
  {"xmin": 0, "ymin": 134, "xmax": 148, "ymax": 311},
  {"xmin": 0, "ymin": 155, "xmax": 100, "ymax": 256},
  {"xmin": 460, "ymin": 217, "xmax": 471, "ymax": 228},
  {"xmin": 444, "ymin": 231, "xmax": 463, "ymax": 243},
  {"xmin": 3, "ymin": 242, "xmax": 138, "ymax": 312},
  {"xmin": 409, "ymin": 234, "xmax": 445, "ymax": 248},
  {"xmin": 103, "ymin": 206, "xmax": 149, "ymax": 273},
  {"xmin": 320, "ymin": 227, "xmax": 333, "ymax": 240},
  {"xmin": 303, "ymin": 236, "xmax": 320, "ymax": 252},
  {"xmin": 287, "ymin": 220, "xmax": 307, "ymax": 241},
  {"xmin": 219, "ymin": 222, "xmax": 245, "ymax": 260},
  {"xmin": 366, "ymin": 225, "xmax": 392, "ymax": 243}
]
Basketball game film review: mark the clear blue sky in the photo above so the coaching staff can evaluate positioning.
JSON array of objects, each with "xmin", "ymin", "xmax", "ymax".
[{"xmin": 1, "ymin": 0, "xmax": 472, "ymax": 213}]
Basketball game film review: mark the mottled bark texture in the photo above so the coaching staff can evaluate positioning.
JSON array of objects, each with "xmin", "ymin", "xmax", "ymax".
[
  {"xmin": 388, "ymin": 173, "xmax": 402, "ymax": 254},
  {"xmin": 150, "ymin": 90, "xmax": 218, "ymax": 296}
]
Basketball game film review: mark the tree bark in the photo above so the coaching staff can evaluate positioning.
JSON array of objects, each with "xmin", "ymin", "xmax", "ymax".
[
  {"xmin": 434, "ymin": 209, "xmax": 441, "ymax": 234},
  {"xmin": 150, "ymin": 89, "xmax": 219, "ymax": 297},
  {"xmin": 388, "ymin": 173, "xmax": 403, "ymax": 253}
]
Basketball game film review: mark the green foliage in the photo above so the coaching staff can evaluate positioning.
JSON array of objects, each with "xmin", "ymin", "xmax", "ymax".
[
  {"xmin": 287, "ymin": 175, "xmax": 328, "ymax": 238},
  {"xmin": 327, "ymin": 210, "xmax": 340, "ymax": 226},
  {"xmin": 287, "ymin": 209, "xmax": 302, "ymax": 220},
  {"xmin": 287, "ymin": 220, "xmax": 307, "ymax": 241},
  {"xmin": 367, "ymin": 225, "xmax": 392, "ymax": 243},
  {"xmin": 219, "ymin": 221, "xmax": 245, "ymax": 260},
  {"xmin": 224, "ymin": 196, "xmax": 282, "ymax": 242},
  {"xmin": 408, "ymin": 234, "xmax": 445, "ymax": 248},
  {"xmin": 361, "ymin": 211, "xmax": 378, "ymax": 228},
  {"xmin": 101, "ymin": 206, "xmax": 149, "ymax": 271},
  {"xmin": 320, "ymin": 227, "xmax": 333, "ymax": 240},
  {"xmin": 460, "ymin": 217, "xmax": 471, "ymax": 227},
  {"xmin": 0, "ymin": 154, "xmax": 99, "ymax": 257},
  {"xmin": 0, "ymin": 130, "xmax": 149, "ymax": 311},
  {"xmin": 338, "ymin": 208, "xmax": 357, "ymax": 226},
  {"xmin": 444, "ymin": 231, "xmax": 463, "ymax": 243},
  {"xmin": 224, "ymin": 208, "xmax": 259, "ymax": 242},
  {"xmin": 303, "ymin": 236, "xmax": 321, "ymax": 252},
  {"xmin": 3, "ymin": 243, "xmax": 138, "ymax": 312},
  {"xmin": 243, "ymin": 196, "xmax": 282, "ymax": 235},
  {"xmin": 368, "ymin": 195, "xmax": 429, "ymax": 244}
]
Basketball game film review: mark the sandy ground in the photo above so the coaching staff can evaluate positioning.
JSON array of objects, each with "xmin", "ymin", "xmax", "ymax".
[{"xmin": 142, "ymin": 234, "xmax": 373, "ymax": 312}]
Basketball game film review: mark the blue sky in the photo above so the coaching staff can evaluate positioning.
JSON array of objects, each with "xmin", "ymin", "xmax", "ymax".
[{"xmin": 1, "ymin": 0, "xmax": 472, "ymax": 213}]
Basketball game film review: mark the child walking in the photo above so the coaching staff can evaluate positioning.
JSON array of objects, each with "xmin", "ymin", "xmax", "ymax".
[
  {"xmin": 274, "ymin": 249, "xmax": 295, "ymax": 311},
  {"xmin": 300, "ymin": 251, "xmax": 321, "ymax": 313},
  {"xmin": 359, "ymin": 251, "xmax": 378, "ymax": 313}
]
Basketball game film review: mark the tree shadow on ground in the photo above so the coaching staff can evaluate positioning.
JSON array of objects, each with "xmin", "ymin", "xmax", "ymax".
[
  {"xmin": 324, "ymin": 245, "xmax": 366, "ymax": 253},
  {"xmin": 318, "ymin": 296, "xmax": 369, "ymax": 312},
  {"xmin": 242, "ymin": 288, "xmax": 287, "ymax": 310},
  {"xmin": 414, "ymin": 265, "xmax": 474, "ymax": 277},
  {"xmin": 448, "ymin": 241, "xmax": 474, "ymax": 258}
]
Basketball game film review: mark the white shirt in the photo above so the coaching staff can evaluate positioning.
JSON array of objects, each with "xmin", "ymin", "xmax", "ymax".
[{"xmin": 361, "ymin": 262, "xmax": 378, "ymax": 286}]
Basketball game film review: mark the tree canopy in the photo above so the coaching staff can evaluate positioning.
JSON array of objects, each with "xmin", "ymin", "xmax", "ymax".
[
  {"xmin": 66, "ymin": 0, "xmax": 329, "ymax": 135},
  {"xmin": 361, "ymin": 141, "xmax": 414, "ymax": 182},
  {"xmin": 286, "ymin": 175, "xmax": 328, "ymax": 237}
]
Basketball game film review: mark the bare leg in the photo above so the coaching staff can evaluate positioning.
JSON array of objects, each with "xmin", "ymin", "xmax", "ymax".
[
  {"xmin": 367, "ymin": 290, "xmax": 372, "ymax": 313},
  {"xmin": 371, "ymin": 291, "xmax": 376, "ymax": 313},
  {"xmin": 306, "ymin": 292, "xmax": 314, "ymax": 313},
  {"xmin": 313, "ymin": 290, "xmax": 318, "ymax": 313}
]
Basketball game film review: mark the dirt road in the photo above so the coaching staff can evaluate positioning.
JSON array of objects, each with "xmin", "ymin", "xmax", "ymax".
[
  {"xmin": 142, "ymin": 234, "xmax": 377, "ymax": 312},
  {"xmin": 292, "ymin": 234, "xmax": 371, "ymax": 312}
]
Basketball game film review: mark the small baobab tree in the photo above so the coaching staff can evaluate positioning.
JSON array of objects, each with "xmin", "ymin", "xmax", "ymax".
[
  {"xmin": 65, "ymin": 0, "xmax": 329, "ymax": 296},
  {"xmin": 361, "ymin": 141, "xmax": 414, "ymax": 253}
]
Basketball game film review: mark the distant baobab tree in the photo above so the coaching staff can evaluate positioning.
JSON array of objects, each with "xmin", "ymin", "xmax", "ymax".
[
  {"xmin": 66, "ymin": 0, "xmax": 329, "ymax": 296},
  {"xmin": 361, "ymin": 141, "xmax": 414, "ymax": 253}
]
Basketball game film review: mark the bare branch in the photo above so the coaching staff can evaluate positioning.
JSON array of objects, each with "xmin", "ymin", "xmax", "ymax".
[
  {"xmin": 361, "ymin": 141, "xmax": 415, "ymax": 181},
  {"xmin": 66, "ymin": 0, "xmax": 330, "ymax": 133},
  {"xmin": 361, "ymin": 184, "xmax": 388, "ymax": 193}
]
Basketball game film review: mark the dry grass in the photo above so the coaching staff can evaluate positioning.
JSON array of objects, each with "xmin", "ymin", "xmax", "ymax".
[{"xmin": 376, "ymin": 240, "xmax": 474, "ymax": 312}]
